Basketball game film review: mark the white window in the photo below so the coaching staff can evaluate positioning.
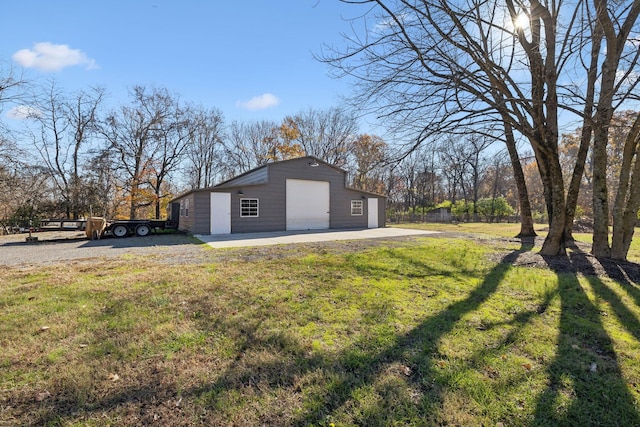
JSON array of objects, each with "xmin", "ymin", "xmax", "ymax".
[
  {"xmin": 351, "ymin": 200, "xmax": 363, "ymax": 216},
  {"xmin": 185, "ymin": 198, "xmax": 190, "ymax": 217},
  {"xmin": 240, "ymin": 198, "xmax": 259, "ymax": 217}
]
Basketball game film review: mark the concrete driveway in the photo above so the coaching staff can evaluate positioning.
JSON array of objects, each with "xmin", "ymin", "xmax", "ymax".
[{"xmin": 195, "ymin": 227, "xmax": 439, "ymax": 248}]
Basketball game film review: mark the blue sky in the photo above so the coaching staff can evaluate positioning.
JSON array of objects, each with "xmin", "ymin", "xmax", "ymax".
[{"xmin": 1, "ymin": 1, "xmax": 371, "ymax": 126}]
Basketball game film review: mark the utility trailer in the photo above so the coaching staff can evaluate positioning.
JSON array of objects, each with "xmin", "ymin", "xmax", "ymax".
[
  {"xmin": 86, "ymin": 218, "xmax": 177, "ymax": 239},
  {"xmin": 105, "ymin": 219, "xmax": 176, "ymax": 238}
]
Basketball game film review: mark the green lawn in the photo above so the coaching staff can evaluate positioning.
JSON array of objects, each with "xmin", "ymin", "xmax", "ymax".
[
  {"xmin": 395, "ymin": 222, "xmax": 640, "ymax": 262},
  {"xmin": 1, "ymin": 226, "xmax": 639, "ymax": 425}
]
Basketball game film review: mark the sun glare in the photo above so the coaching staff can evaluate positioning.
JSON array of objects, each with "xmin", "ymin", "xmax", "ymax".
[{"xmin": 514, "ymin": 13, "xmax": 529, "ymax": 29}]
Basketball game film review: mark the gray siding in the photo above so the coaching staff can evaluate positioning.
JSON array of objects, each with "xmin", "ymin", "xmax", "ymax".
[
  {"xmin": 227, "ymin": 157, "xmax": 385, "ymax": 232},
  {"xmin": 176, "ymin": 194, "xmax": 195, "ymax": 233},
  {"xmin": 174, "ymin": 191, "xmax": 213, "ymax": 234},
  {"xmin": 331, "ymin": 188, "xmax": 371, "ymax": 229},
  {"xmin": 193, "ymin": 192, "xmax": 211, "ymax": 234},
  {"xmin": 227, "ymin": 185, "xmax": 284, "ymax": 233},
  {"xmin": 171, "ymin": 156, "xmax": 386, "ymax": 235}
]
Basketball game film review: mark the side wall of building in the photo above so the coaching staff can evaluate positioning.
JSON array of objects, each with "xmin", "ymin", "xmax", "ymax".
[
  {"xmin": 175, "ymin": 193, "xmax": 195, "ymax": 233},
  {"xmin": 176, "ymin": 157, "xmax": 386, "ymax": 235},
  {"xmin": 174, "ymin": 191, "xmax": 211, "ymax": 234}
]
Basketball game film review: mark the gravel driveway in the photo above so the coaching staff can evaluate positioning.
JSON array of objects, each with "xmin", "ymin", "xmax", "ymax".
[
  {"xmin": 0, "ymin": 228, "xmax": 442, "ymax": 268},
  {"xmin": 0, "ymin": 231, "xmax": 209, "ymax": 267}
]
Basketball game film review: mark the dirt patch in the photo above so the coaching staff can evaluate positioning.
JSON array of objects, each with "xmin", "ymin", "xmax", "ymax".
[{"xmin": 484, "ymin": 235, "xmax": 640, "ymax": 284}]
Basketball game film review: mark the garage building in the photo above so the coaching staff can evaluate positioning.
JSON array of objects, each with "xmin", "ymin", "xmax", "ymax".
[{"xmin": 170, "ymin": 156, "xmax": 386, "ymax": 235}]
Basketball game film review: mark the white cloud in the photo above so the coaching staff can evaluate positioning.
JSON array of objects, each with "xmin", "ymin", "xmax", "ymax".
[
  {"xmin": 6, "ymin": 105, "xmax": 41, "ymax": 120},
  {"xmin": 236, "ymin": 93, "xmax": 280, "ymax": 111},
  {"xmin": 12, "ymin": 42, "xmax": 97, "ymax": 72}
]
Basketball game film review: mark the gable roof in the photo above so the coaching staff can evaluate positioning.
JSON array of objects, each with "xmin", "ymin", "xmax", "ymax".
[
  {"xmin": 214, "ymin": 156, "xmax": 344, "ymax": 189},
  {"xmin": 170, "ymin": 155, "xmax": 385, "ymax": 201}
]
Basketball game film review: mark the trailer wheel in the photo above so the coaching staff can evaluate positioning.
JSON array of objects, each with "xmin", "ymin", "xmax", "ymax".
[
  {"xmin": 135, "ymin": 224, "xmax": 152, "ymax": 237},
  {"xmin": 112, "ymin": 224, "xmax": 129, "ymax": 238}
]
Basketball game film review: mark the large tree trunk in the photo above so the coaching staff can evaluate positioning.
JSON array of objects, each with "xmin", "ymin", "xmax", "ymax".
[
  {"xmin": 565, "ymin": 24, "xmax": 601, "ymax": 241},
  {"xmin": 590, "ymin": 0, "xmax": 640, "ymax": 258},
  {"xmin": 534, "ymin": 138, "xmax": 567, "ymax": 256},
  {"xmin": 590, "ymin": 51, "xmax": 617, "ymax": 258},
  {"xmin": 592, "ymin": 126, "xmax": 611, "ymax": 257},
  {"xmin": 591, "ymin": 54, "xmax": 615, "ymax": 258},
  {"xmin": 564, "ymin": 123, "xmax": 591, "ymax": 241},
  {"xmin": 541, "ymin": 161, "xmax": 568, "ymax": 256},
  {"xmin": 503, "ymin": 119, "xmax": 536, "ymax": 237},
  {"xmin": 517, "ymin": 2, "xmax": 564, "ymax": 255},
  {"xmin": 611, "ymin": 112, "xmax": 640, "ymax": 260},
  {"xmin": 611, "ymin": 150, "xmax": 640, "ymax": 260}
]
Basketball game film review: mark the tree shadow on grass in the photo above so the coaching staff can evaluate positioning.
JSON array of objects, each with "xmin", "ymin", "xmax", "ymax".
[
  {"xmin": 26, "ymin": 239, "xmax": 640, "ymax": 425},
  {"xmin": 298, "ymin": 259, "xmax": 521, "ymax": 425},
  {"xmin": 533, "ymin": 249, "xmax": 640, "ymax": 426},
  {"xmin": 19, "ymin": 241, "xmax": 534, "ymax": 426},
  {"xmin": 593, "ymin": 254, "xmax": 640, "ymax": 310}
]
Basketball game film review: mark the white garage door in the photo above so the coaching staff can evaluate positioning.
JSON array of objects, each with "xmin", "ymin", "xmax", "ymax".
[{"xmin": 286, "ymin": 179, "xmax": 330, "ymax": 230}]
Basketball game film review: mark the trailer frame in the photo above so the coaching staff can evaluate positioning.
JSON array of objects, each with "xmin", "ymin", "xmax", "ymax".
[{"xmin": 103, "ymin": 219, "xmax": 177, "ymax": 238}]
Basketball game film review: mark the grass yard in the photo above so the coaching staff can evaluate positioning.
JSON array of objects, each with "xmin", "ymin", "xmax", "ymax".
[{"xmin": 1, "ymin": 227, "xmax": 640, "ymax": 425}]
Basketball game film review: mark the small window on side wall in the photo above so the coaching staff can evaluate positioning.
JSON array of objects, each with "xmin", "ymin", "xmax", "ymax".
[
  {"xmin": 185, "ymin": 198, "xmax": 190, "ymax": 217},
  {"xmin": 240, "ymin": 198, "xmax": 259, "ymax": 217},
  {"xmin": 351, "ymin": 200, "xmax": 363, "ymax": 216}
]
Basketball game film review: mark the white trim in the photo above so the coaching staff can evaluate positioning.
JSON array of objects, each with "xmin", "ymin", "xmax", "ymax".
[
  {"xmin": 240, "ymin": 198, "xmax": 259, "ymax": 217},
  {"xmin": 351, "ymin": 199, "xmax": 363, "ymax": 216}
]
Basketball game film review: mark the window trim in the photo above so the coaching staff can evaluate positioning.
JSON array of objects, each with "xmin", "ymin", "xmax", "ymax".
[
  {"xmin": 240, "ymin": 198, "xmax": 259, "ymax": 217},
  {"xmin": 351, "ymin": 199, "xmax": 363, "ymax": 216}
]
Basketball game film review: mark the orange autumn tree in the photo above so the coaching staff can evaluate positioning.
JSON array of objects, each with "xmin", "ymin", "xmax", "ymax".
[
  {"xmin": 265, "ymin": 118, "xmax": 305, "ymax": 162},
  {"xmin": 350, "ymin": 134, "xmax": 388, "ymax": 193}
]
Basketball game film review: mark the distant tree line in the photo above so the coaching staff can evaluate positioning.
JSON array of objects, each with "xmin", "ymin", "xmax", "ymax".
[
  {"xmin": 0, "ymin": 75, "xmax": 398, "ymax": 226},
  {"xmin": 0, "ymin": 70, "xmax": 529, "ymax": 229},
  {"xmin": 2, "ymin": 54, "xmax": 639, "ymax": 261}
]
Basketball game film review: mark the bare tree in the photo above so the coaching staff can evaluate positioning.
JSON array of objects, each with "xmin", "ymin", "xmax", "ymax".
[
  {"xmin": 223, "ymin": 120, "xmax": 279, "ymax": 174},
  {"xmin": 322, "ymin": 0, "xmax": 640, "ymax": 256},
  {"xmin": 24, "ymin": 81, "xmax": 104, "ymax": 219},
  {"xmin": 393, "ymin": 145, "xmax": 442, "ymax": 219},
  {"xmin": 184, "ymin": 106, "xmax": 225, "ymax": 189},
  {"xmin": 148, "ymin": 102, "xmax": 192, "ymax": 219},
  {"xmin": 0, "ymin": 135, "xmax": 26, "ymax": 230},
  {"xmin": 460, "ymin": 134, "xmax": 494, "ymax": 220},
  {"xmin": 0, "ymin": 63, "xmax": 29, "ymax": 119},
  {"xmin": 82, "ymin": 147, "xmax": 121, "ymax": 218},
  {"xmin": 101, "ymin": 86, "xmax": 181, "ymax": 219},
  {"xmin": 287, "ymin": 107, "xmax": 359, "ymax": 167},
  {"xmin": 437, "ymin": 138, "xmax": 468, "ymax": 206},
  {"xmin": 587, "ymin": 0, "xmax": 640, "ymax": 257},
  {"xmin": 66, "ymin": 86, "xmax": 105, "ymax": 218}
]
